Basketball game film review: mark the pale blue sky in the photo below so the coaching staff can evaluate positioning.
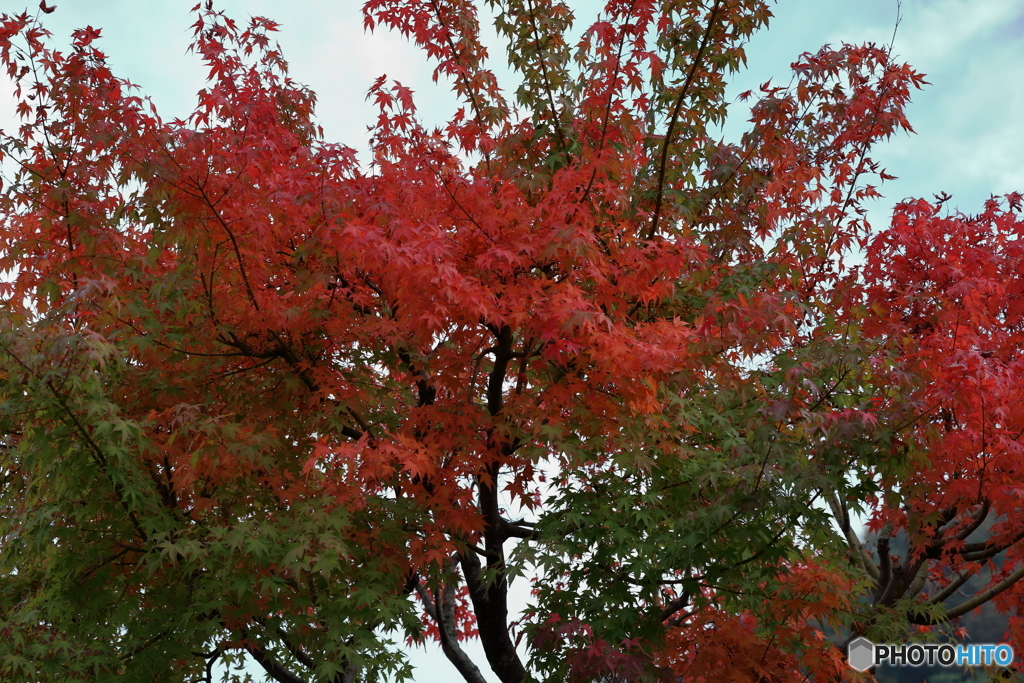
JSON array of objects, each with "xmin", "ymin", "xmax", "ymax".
[
  {"xmin": 6, "ymin": 0, "xmax": 1022, "ymax": 220},
  {"xmin": 1, "ymin": 0, "xmax": 1022, "ymax": 681}
]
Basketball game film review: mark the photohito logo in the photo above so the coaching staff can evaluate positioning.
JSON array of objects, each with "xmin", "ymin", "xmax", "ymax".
[{"xmin": 847, "ymin": 637, "xmax": 1014, "ymax": 672}]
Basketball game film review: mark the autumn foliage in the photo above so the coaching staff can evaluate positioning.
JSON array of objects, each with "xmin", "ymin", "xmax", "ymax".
[{"xmin": 0, "ymin": 1, "xmax": 1022, "ymax": 682}]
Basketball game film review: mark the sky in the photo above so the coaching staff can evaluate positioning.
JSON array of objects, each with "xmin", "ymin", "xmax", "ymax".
[{"xmin": 0, "ymin": 0, "xmax": 1022, "ymax": 681}]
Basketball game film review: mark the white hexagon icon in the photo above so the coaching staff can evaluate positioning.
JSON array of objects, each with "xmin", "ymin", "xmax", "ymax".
[{"xmin": 848, "ymin": 637, "xmax": 874, "ymax": 672}]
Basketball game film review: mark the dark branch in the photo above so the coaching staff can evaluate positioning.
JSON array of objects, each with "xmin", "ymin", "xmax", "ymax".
[
  {"xmin": 910, "ymin": 565, "xmax": 1024, "ymax": 625},
  {"xmin": 925, "ymin": 570, "xmax": 973, "ymax": 607},
  {"xmin": 660, "ymin": 591, "xmax": 691, "ymax": 622},
  {"xmin": 874, "ymin": 531, "xmax": 892, "ymax": 603},
  {"xmin": 646, "ymin": 0, "xmax": 725, "ymax": 240},
  {"xmin": 486, "ymin": 325, "xmax": 514, "ymax": 417},
  {"xmin": 245, "ymin": 643, "xmax": 310, "ymax": 683},
  {"xmin": 460, "ymin": 546, "xmax": 528, "ymax": 683},
  {"xmin": 415, "ymin": 578, "xmax": 488, "ymax": 683}
]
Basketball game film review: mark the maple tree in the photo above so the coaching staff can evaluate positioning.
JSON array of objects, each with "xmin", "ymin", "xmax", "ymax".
[{"xmin": 1, "ymin": 1, "xmax": 1023, "ymax": 682}]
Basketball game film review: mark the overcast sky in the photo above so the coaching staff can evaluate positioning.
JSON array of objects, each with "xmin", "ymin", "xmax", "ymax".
[{"xmin": 1, "ymin": 0, "xmax": 1022, "ymax": 681}]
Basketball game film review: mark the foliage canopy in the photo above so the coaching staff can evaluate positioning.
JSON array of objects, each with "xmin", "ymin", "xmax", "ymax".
[{"xmin": 2, "ymin": 1, "xmax": 1023, "ymax": 682}]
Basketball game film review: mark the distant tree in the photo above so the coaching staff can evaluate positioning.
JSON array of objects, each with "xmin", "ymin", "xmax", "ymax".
[{"xmin": 1, "ymin": 2, "xmax": 1022, "ymax": 682}]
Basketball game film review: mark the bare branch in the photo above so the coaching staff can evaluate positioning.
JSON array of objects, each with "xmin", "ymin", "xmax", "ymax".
[
  {"xmin": 827, "ymin": 492, "xmax": 878, "ymax": 579},
  {"xmin": 911, "ymin": 565, "xmax": 1024, "ymax": 625},
  {"xmin": 925, "ymin": 570, "xmax": 973, "ymax": 606},
  {"xmin": 245, "ymin": 643, "xmax": 310, "ymax": 683}
]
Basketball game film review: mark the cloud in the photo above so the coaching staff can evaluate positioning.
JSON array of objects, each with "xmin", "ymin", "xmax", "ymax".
[
  {"xmin": 895, "ymin": 0, "xmax": 1021, "ymax": 65},
  {"xmin": 720, "ymin": 0, "xmax": 1024, "ymax": 220},
  {"xmin": 865, "ymin": 0, "xmax": 1024, "ymax": 211},
  {"xmin": 257, "ymin": 1, "xmax": 462, "ymax": 147}
]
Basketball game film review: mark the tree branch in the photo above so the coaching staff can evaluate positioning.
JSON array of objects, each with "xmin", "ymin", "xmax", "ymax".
[
  {"xmin": 415, "ymin": 578, "xmax": 489, "ymax": 683},
  {"xmin": 911, "ymin": 564, "xmax": 1024, "ymax": 625},
  {"xmin": 660, "ymin": 590, "xmax": 691, "ymax": 623},
  {"xmin": 925, "ymin": 569, "xmax": 973, "ymax": 606},
  {"xmin": 460, "ymin": 544, "xmax": 527, "ymax": 683},
  {"xmin": 646, "ymin": 0, "xmax": 724, "ymax": 240},
  {"xmin": 827, "ymin": 492, "xmax": 878, "ymax": 579},
  {"xmin": 487, "ymin": 325, "xmax": 514, "ymax": 417},
  {"xmin": 244, "ymin": 642, "xmax": 311, "ymax": 683}
]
